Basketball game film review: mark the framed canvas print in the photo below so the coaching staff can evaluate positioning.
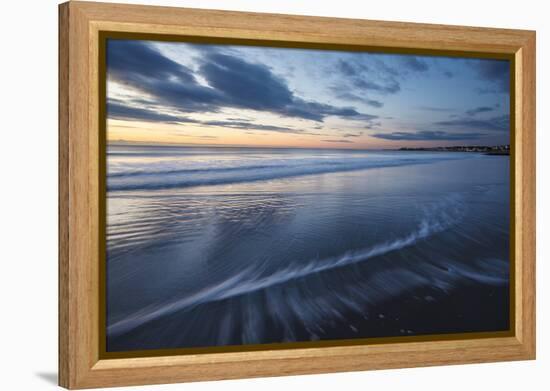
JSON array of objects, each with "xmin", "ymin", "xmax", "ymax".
[{"xmin": 58, "ymin": 1, "xmax": 536, "ymax": 389}]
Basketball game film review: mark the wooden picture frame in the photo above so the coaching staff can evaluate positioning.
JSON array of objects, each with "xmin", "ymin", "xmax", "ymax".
[{"xmin": 59, "ymin": 1, "xmax": 536, "ymax": 389}]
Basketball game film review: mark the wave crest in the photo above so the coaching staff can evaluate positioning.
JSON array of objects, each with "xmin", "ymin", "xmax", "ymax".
[
  {"xmin": 107, "ymin": 195, "xmax": 473, "ymax": 337},
  {"xmin": 108, "ymin": 154, "xmax": 465, "ymax": 191}
]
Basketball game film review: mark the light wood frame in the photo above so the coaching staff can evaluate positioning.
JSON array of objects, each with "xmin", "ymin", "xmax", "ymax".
[{"xmin": 59, "ymin": 1, "xmax": 536, "ymax": 389}]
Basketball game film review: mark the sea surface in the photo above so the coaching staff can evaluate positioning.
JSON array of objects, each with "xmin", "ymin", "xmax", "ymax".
[{"xmin": 106, "ymin": 144, "xmax": 510, "ymax": 351}]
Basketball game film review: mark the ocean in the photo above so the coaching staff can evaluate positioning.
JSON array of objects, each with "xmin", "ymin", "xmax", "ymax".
[{"xmin": 105, "ymin": 144, "xmax": 510, "ymax": 351}]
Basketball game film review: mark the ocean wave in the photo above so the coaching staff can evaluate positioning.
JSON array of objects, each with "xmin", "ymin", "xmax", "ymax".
[
  {"xmin": 107, "ymin": 195, "xmax": 483, "ymax": 337},
  {"xmin": 108, "ymin": 155, "xmax": 463, "ymax": 191},
  {"xmin": 108, "ymin": 164, "xmax": 285, "ymax": 178}
]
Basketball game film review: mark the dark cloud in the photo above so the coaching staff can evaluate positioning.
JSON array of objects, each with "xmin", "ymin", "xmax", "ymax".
[
  {"xmin": 107, "ymin": 101, "xmax": 199, "ymax": 123},
  {"xmin": 226, "ymin": 117, "xmax": 251, "ymax": 121},
  {"xmin": 107, "ymin": 40, "xmax": 196, "ymax": 82},
  {"xmin": 282, "ymin": 99, "xmax": 375, "ymax": 122},
  {"xmin": 373, "ymin": 58, "xmax": 399, "ymax": 77},
  {"xmin": 108, "ymin": 99, "xmax": 306, "ymax": 135},
  {"xmin": 337, "ymin": 59, "xmax": 368, "ymax": 76},
  {"xmin": 364, "ymin": 99, "xmax": 384, "ymax": 108},
  {"xmin": 434, "ymin": 114, "xmax": 509, "ymax": 131},
  {"xmin": 364, "ymin": 121, "xmax": 382, "ymax": 129},
  {"xmin": 444, "ymin": 71, "xmax": 454, "ymax": 78},
  {"xmin": 199, "ymin": 52, "xmax": 294, "ymax": 111},
  {"xmin": 353, "ymin": 78, "xmax": 400, "ymax": 94},
  {"xmin": 107, "ymin": 40, "xmax": 377, "ymax": 124},
  {"xmin": 470, "ymin": 59, "xmax": 510, "ymax": 93},
  {"xmin": 342, "ymin": 133, "xmax": 362, "ymax": 138},
  {"xmin": 333, "ymin": 91, "xmax": 384, "ymax": 108},
  {"xmin": 401, "ymin": 56, "xmax": 429, "ymax": 72},
  {"xmin": 107, "ymin": 41, "xmax": 221, "ymax": 113},
  {"xmin": 333, "ymin": 57, "xmax": 401, "ymax": 113},
  {"xmin": 466, "ymin": 106, "xmax": 494, "ymax": 116},
  {"xmin": 371, "ymin": 131, "xmax": 485, "ymax": 141},
  {"xmin": 322, "ymin": 139, "xmax": 354, "ymax": 143},
  {"xmin": 202, "ymin": 120, "xmax": 297, "ymax": 133},
  {"xmin": 417, "ymin": 106, "xmax": 455, "ymax": 112}
]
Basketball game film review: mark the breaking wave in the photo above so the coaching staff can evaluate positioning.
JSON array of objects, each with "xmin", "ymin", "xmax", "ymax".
[
  {"xmin": 107, "ymin": 194, "xmax": 505, "ymax": 338},
  {"xmin": 107, "ymin": 151, "xmax": 466, "ymax": 191}
]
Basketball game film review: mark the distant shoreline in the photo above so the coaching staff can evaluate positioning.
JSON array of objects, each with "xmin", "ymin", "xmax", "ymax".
[
  {"xmin": 399, "ymin": 145, "xmax": 510, "ymax": 156},
  {"xmin": 106, "ymin": 141, "xmax": 510, "ymax": 155},
  {"xmin": 107, "ymin": 141, "xmax": 390, "ymax": 152}
]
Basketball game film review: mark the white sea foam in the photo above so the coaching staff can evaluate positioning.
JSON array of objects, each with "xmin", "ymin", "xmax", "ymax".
[
  {"xmin": 107, "ymin": 146, "xmax": 469, "ymax": 191},
  {"xmin": 107, "ymin": 193, "xmax": 508, "ymax": 338}
]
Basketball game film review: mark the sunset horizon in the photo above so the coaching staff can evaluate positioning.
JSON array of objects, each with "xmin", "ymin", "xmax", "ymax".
[{"xmin": 106, "ymin": 40, "xmax": 510, "ymax": 149}]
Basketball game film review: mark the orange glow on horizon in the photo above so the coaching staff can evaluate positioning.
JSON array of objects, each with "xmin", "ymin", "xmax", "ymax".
[{"xmin": 107, "ymin": 119, "xmax": 405, "ymax": 150}]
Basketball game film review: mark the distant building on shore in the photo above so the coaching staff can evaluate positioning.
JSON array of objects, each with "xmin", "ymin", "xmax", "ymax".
[{"xmin": 399, "ymin": 145, "xmax": 510, "ymax": 155}]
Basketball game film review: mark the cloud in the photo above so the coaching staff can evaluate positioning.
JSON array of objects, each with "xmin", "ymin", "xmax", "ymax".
[
  {"xmin": 281, "ymin": 99, "xmax": 376, "ymax": 122},
  {"xmin": 371, "ymin": 131, "xmax": 485, "ymax": 141},
  {"xmin": 373, "ymin": 58, "xmax": 399, "ymax": 77},
  {"xmin": 107, "ymin": 40, "xmax": 196, "ymax": 82},
  {"xmin": 201, "ymin": 120, "xmax": 298, "ymax": 134},
  {"xmin": 417, "ymin": 106, "xmax": 455, "ymax": 112},
  {"xmin": 353, "ymin": 78, "xmax": 400, "ymax": 94},
  {"xmin": 322, "ymin": 139, "xmax": 354, "ymax": 143},
  {"xmin": 401, "ymin": 56, "xmax": 429, "ymax": 72},
  {"xmin": 107, "ymin": 101, "xmax": 199, "ymax": 123},
  {"xmin": 337, "ymin": 59, "xmax": 367, "ymax": 76},
  {"xmin": 466, "ymin": 106, "xmax": 494, "ymax": 116},
  {"xmin": 434, "ymin": 114, "xmax": 509, "ymax": 131},
  {"xmin": 107, "ymin": 40, "xmax": 377, "ymax": 124},
  {"xmin": 107, "ymin": 41, "xmax": 221, "ymax": 113},
  {"xmin": 470, "ymin": 59, "xmax": 510, "ymax": 93},
  {"xmin": 364, "ymin": 99, "xmax": 384, "ymax": 108},
  {"xmin": 333, "ymin": 91, "xmax": 384, "ymax": 108},
  {"xmin": 107, "ymin": 100, "xmax": 308, "ymax": 135},
  {"xmin": 444, "ymin": 71, "xmax": 454, "ymax": 78},
  {"xmin": 199, "ymin": 52, "xmax": 294, "ymax": 111},
  {"xmin": 364, "ymin": 121, "xmax": 382, "ymax": 129},
  {"xmin": 342, "ymin": 133, "xmax": 362, "ymax": 138},
  {"xmin": 332, "ymin": 57, "xmax": 401, "ymax": 112}
]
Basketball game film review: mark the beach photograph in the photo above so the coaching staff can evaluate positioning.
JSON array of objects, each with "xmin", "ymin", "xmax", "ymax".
[{"xmin": 104, "ymin": 39, "xmax": 511, "ymax": 352}]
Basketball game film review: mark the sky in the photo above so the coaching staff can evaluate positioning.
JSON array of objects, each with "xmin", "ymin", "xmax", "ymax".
[{"xmin": 106, "ymin": 39, "xmax": 510, "ymax": 149}]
